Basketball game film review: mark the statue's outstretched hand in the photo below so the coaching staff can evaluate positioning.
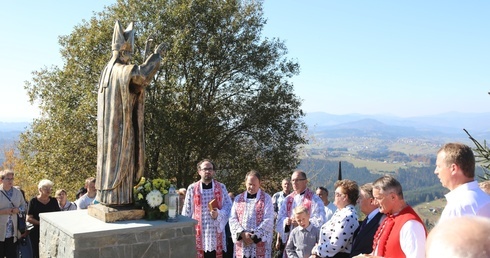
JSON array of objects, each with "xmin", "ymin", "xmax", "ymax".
[
  {"xmin": 155, "ymin": 43, "xmax": 167, "ymax": 55},
  {"xmin": 144, "ymin": 35, "xmax": 156, "ymax": 58},
  {"xmin": 146, "ymin": 34, "xmax": 155, "ymax": 44}
]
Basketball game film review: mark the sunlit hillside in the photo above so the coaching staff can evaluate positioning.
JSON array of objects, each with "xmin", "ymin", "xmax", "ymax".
[{"xmin": 413, "ymin": 198, "xmax": 446, "ymax": 232}]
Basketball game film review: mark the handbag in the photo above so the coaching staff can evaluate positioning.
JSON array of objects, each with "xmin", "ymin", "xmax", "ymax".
[
  {"xmin": 16, "ymin": 212, "xmax": 27, "ymax": 234},
  {"xmin": 1, "ymin": 190, "xmax": 27, "ymax": 234},
  {"xmin": 16, "ymin": 235, "xmax": 33, "ymax": 258}
]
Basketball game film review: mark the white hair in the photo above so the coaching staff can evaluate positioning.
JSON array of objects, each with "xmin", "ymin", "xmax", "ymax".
[
  {"xmin": 38, "ymin": 179, "xmax": 54, "ymax": 189},
  {"xmin": 427, "ymin": 216, "xmax": 490, "ymax": 258}
]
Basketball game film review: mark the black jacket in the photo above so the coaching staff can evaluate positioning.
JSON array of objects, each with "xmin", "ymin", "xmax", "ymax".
[{"xmin": 350, "ymin": 212, "xmax": 385, "ymax": 257}]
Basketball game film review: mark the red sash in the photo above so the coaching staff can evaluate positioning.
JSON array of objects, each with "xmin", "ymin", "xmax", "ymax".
[
  {"xmin": 192, "ymin": 180, "xmax": 224, "ymax": 258},
  {"xmin": 234, "ymin": 191, "xmax": 266, "ymax": 258}
]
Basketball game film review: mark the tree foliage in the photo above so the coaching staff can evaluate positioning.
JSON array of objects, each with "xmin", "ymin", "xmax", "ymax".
[
  {"xmin": 2, "ymin": 147, "xmax": 36, "ymax": 199},
  {"xmin": 464, "ymin": 129, "xmax": 490, "ymax": 180},
  {"xmin": 18, "ymin": 0, "xmax": 306, "ymax": 199}
]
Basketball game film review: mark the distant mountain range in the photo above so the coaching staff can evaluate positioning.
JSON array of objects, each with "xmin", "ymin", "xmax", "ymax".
[
  {"xmin": 0, "ymin": 122, "xmax": 30, "ymax": 145},
  {"xmin": 1, "ymin": 112, "xmax": 490, "ymax": 143},
  {"xmin": 0, "ymin": 122, "xmax": 30, "ymax": 132},
  {"xmin": 303, "ymin": 112, "xmax": 490, "ymax": 140}
]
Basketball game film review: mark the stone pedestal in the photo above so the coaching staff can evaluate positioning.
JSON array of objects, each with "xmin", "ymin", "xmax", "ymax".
[
  {"xmin": 40, "ymin": 210, "xmax": 197, "ymax": 258},
  {"xmin": 88, "ymin": 204, "xmax": 145, "ymax": 223}
]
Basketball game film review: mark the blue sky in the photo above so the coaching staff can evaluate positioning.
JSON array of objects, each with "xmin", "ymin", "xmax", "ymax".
[{"xmin": 1, "ymin": 1, "xmax": 489, "ymax": 122}]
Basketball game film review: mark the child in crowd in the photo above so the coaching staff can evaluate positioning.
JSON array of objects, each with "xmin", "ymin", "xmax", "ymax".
[{"xmin": 285, "ymin": 205, "xmax": 319, "ymax": 258}]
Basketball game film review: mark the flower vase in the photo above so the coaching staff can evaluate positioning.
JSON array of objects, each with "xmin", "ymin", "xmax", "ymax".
[
  {"xmin": 145, "ymin": 208, "xmax": 161, "ymax": 220},
  {"xmin": 162, "ymin": 211, "xmax": 168, "ymax": 220}
]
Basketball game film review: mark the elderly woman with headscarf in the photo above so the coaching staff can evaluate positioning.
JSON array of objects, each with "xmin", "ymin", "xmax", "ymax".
[
  {"xmin": 0, "ymin": 170, "xmax": 27, "ymax": 258},
  {"xmin": 27, "ymin": 179, "xmax": 61, "ymax": 258}
]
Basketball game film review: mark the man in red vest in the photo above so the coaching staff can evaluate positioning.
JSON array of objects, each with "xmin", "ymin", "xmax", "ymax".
[{"xmin": 371, "ymin": 175, "xmax": 426, "ymax": 258}]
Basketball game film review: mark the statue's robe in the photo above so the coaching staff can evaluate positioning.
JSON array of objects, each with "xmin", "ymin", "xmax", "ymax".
[{"xmin": 96, "ymin": 53, "xmax": 161, "ymax": 205}]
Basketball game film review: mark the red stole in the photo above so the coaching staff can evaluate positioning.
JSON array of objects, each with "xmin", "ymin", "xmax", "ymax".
[
  {"xmin": 234, "ymin": 190, "xmax": 266, "ymax": 258},
  {"xmin": 372, "ymin": 206, "xmax": 426, "ymax": 258},
  {"xmin": 192, "ymin": 180, "xmax": 224, "ymax": 258}
]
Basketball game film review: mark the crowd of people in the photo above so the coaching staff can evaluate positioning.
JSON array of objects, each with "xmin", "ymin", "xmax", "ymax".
[
  {"xmin": 1, "ymin": 142, "xmax": 490, "ymax": 258},
  {"xmin": 0, "ymin": 174, "xmax": 99, "ymax": 258},
  {"xmin": 181, "ymin": 142, "xmax": 490, "ymax": 258}
]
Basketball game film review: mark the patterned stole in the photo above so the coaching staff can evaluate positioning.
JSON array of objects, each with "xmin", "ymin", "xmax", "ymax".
[
  {"xmin": 193, "ymin": 180, "xmax": 224, "ymax": 258},
  {"xmin": 286, "ymin": 188, "xmax": 313, "ymax": 219},
  {"xmin": 234, "ymin": 190, "xmax": 266, "ymax": 258},
  {"xmin": 283, "ymin": 189, "xmax": 313, "ymax": 258},
  {"xmin": 372, "ymin": 214, "xmax": 395, "ymax": 257}
]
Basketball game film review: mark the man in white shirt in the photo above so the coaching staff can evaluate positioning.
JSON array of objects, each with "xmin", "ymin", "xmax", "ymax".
[
  {"xmin": 272, "ymin": 178, "xmax": 291, "ymax": 257},
  {"xmin": 76, "ymin": 177, "xmax": 96, "ymax": 209},
  {"xmin": 272, "ymin": 178, "xmax": 291, "ymax": 218},
  {"xmin": 435, "ymin": 143, "xmax": 490, "ymax": 222},
  {"xmin": 315, "ymin": 186, "xmax": 337, "ymax": 222}
]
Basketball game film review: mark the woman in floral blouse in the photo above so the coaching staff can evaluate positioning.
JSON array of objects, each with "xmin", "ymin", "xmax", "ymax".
[
  {"xmin": 311, "ymin": 179, "xmax": 359, "ymax": 258},
  {"xmin": 0, "ymin": 170, "xmax": 27, "ymax": 258}
]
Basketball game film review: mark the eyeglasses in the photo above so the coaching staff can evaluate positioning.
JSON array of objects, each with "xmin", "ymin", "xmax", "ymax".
[
  {"xmin": 200, "ymin": 168, "xmax": 214, "ymax": 171},
  {"xmin": 291, "ymin": 178, "xmax": 306, "ymax": 183},
  {"xmin": 334, "ymin": 192, "xmax": 345, "ymax": 197},
  {"xmin": 42, "ymin": 187, "xmax": 52, "ymax": 191},
  {"xmin": 3, "ymin": 178, "xmax": 14, "ymax": 181}
]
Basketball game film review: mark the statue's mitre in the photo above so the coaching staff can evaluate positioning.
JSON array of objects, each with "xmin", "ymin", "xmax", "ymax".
[{"xmin": 112, "ymin": 21, "xmax": 134, "ymax": 51}]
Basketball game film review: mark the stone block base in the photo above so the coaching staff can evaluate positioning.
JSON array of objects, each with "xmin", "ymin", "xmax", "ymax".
[
  {"xmin": 40, "ymin": 210, "xmax": 197, "ymax": 258},
  {"xmin": 88, "ymin": 204, "xmax": 145, "ymax": 223}
]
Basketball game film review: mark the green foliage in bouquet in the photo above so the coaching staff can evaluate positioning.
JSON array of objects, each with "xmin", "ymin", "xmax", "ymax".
[{"xmin": 134, "ymin": 177, "xmax": 172, "ymax": 220}]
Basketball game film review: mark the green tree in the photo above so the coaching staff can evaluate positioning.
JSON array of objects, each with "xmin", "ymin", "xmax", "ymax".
[
  {"xmin": 18, "ymin": 0, "xmax": 306, "ymax": 198},
  {"xmin": 464, "ymin": 129, "xmax": 490, "ymax": 180}
]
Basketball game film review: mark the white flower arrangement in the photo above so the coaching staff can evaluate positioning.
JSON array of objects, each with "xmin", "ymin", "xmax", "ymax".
[
  {"xmin": 134, "ymin": 177, "xmax": 171, "ymax": 219},
  {"xmin": 146, "ymin": 189, "xmax": 163, "ymax": 208}
]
